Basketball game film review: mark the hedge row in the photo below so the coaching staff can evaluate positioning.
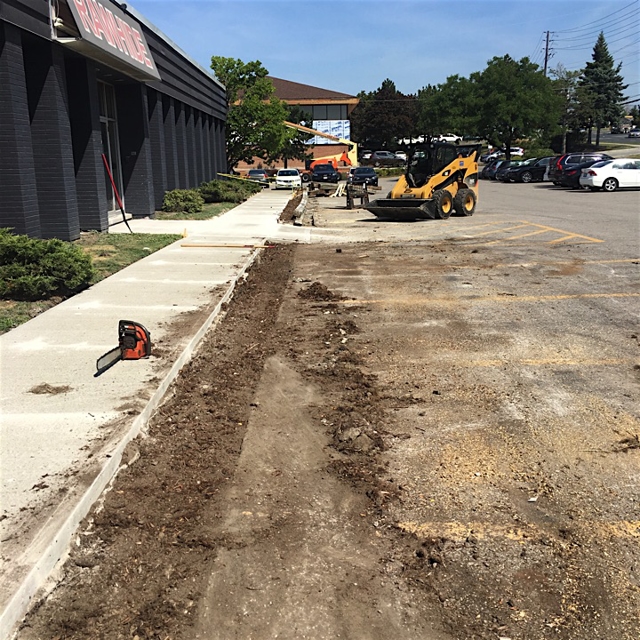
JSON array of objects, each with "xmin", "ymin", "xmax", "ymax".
[{"xmin": 161, "ymin": 179, "xmax": 262, "ymax": 213}]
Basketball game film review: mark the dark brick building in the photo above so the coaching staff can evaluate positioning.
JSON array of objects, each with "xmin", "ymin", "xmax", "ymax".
[{"xmin": 0, "ymin": 0, "xmax": 227, "ymax": 240}]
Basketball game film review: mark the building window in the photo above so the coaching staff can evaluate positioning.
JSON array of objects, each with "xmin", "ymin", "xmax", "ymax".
[{"xmin": 327, "ymin": 105, "xmax": 344, "ymax": 120}]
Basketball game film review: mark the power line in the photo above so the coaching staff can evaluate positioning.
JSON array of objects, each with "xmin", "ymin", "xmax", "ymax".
[
  {"xmin": 554, "ymin": 0, "xmax": 639, "ymax": 34},
  {"xmin": 554, "ymin": 19, "xmax": 640, "ymax": 47},
  {"xmin": 555, "ymin": 25, "xmax": 640, "ymax": 51}
]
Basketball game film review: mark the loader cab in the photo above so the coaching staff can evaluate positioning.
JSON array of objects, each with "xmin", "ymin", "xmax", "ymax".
[{"xmin": 407, "ymin": 143, "xmax": 459, "ymax": 188}]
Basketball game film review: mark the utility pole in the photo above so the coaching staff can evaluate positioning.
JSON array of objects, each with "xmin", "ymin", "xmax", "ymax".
[{"xmin": 543, "ymin": 31, "xmax": 551, "ymax": 76}]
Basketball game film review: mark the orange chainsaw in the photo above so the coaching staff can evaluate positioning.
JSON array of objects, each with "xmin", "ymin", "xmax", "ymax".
[{"xmin": 96, "ymin": 320, "xmax": 151, "ymax": 376}]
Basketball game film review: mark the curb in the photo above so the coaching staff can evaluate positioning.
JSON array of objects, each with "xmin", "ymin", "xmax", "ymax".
[
  {"xmin": 1, "ymin": 246, "xmax": 264, "ymax": 639},
  {"xmin": 293, "ymin": 190, "xmax": 309, "ymax": 226}
]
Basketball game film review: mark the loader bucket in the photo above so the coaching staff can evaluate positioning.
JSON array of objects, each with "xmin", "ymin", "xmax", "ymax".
[{"xmin": 365, "ymin": 198, "xmax": 435, "ymax": 221}]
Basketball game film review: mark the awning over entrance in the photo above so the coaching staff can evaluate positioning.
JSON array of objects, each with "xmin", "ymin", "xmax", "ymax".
[{"xmin": 54, "ymin": 0, "xmax": 161, "ymax": 82}]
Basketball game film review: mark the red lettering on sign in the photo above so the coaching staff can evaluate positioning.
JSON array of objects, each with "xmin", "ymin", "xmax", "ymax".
[
  {"xmin": 95, "ymin": 2, "xmax": 116, "ymax": 47},
  {"xmin": 122, "ymin": 21, "xmax": 144, "ymax": 64},
  {"xmin": 72, "ymin": 0, "xmax": 94, "ymax": 34},
  {"xmin": 86, "ymin": 0, "xmax": 107, "ymax": 40},
  {"xmin": 132, "ymin": 28, "xmax": 153, "ymax": 69},
  {"xmin": 102, "ymin": 9, "xmax": 123, "ymax": 53},
  {"xmin": 113, "ymin": 16, "xmax": 131, "ymax": 58}
]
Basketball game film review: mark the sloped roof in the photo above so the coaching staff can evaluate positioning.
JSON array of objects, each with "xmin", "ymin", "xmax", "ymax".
[{"xmin": 268, "ymin": 76, "xmax": 358, "ymax": 103}]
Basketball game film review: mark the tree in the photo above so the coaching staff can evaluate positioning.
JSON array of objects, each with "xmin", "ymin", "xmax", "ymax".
[
  {"xmin": 417, "ymin": 75, "xmax": 477, "ymax": 140},
  {"xmin": 579, "ymin": 32, "xmax": 628, "ymax": 146},
  {"xmin": 210, "ymin": 56, "xmax": 290, "ymax": 170},
  {"xmin": 472, "ymin": 55, "xmax": 561, "ymax": 160},
  {"xmin": 550, "ymin": 64, "xmax": 582, "ymax": 153},
  {"xmin": 267, "ymin": 105, "xmax": 312, "ymax": 168},
  {"xmin": 350, "ymin": 79, "xmax": 418, "ymax": 149}
]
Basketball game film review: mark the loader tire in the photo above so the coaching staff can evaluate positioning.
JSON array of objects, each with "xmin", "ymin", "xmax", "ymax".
[
  {"xmin": 432, "ymin": 189, "xmax": 453, "ymax": 220},
  {"xmin": 453, "ymin": 188, "xmax": 476, "ymax": 216}
]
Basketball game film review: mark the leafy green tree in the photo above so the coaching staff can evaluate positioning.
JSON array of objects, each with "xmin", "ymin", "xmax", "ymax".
[
  {"xmin": 472, "ymin": 55, "xmax": 561, "ymax": 159},
  {"xmin": 350, "ymin": 79, "xmax": 418, "ymax": 149},
  {"xmin": 417, "ymin": 75, "xmax": 477, "ymax": 140},
  {"xmin": 210, "ymin": 56, "xmax": 290, "ymax": 170},
  {"xmin": 266, "ymin": 105, "xmax": 312, "ymax": 168},
  {"xmin": 550, "ymin": 64, "xmax": 582, "ymax": 153},
  {"xmin": 630, "ymin": 105, "xmax": 640, "ymax": 127},
  {"xmin": 578, "ymin": 32, "xmax": 628, "ymax": 146}
]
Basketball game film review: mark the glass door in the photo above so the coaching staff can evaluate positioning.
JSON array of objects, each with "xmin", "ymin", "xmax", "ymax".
[{"xmin": 98, "ymin": 82, "xmax": 123, "ymax": 212}]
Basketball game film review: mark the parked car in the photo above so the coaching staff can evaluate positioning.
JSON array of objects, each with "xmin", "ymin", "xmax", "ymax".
[
  {"xmin": 558, "ymin": 159, "xmax": 601, "ymax": 189},
  {"xmin": 435, "ymin": 133, "xmax": 462, "ymax": 144},
  {"xmin": 504, "ymin": 157, "xmax": 553, "ymax": 183},
  {"xmin": 480, "ymin": 158, "xmax": 502, "ymax": 179},
  {"xmin": 481, "ymin": 150, "xmax": 504, "ymax": 163},
  {"xmin": 549, "ymin": 152, "xmax": 613, "ymax": 185},
  {"xmin": 496, "ymin": 160, "xmax": 523, "ymax": 181},
  {"xmin": 347, "ymin": 166, "xmax": 379, "ymax": 187},
  {"xmin": 509, "ymin": 147, "xmax": 525, "ymax": 157},
  {"xmin": 311, "ymin": 163, "xmax": 341, "ymax": 183},
  {"xmin": 628, "ymin": 128, "xmax": 640, "ymax": 138},
  {"xmin": 274, "ymin": 168, "xmax": 302, "ymax": 189},
  {"xmin": 368, "ymin": 150, "xmax": 405, "ymax": 167},
  {"xmin": 394, "ymin": 151, "xmax": 408, "ymax": 161},
  {"xmin": 482, "ymin": 159, "xmax": 508, "ymax": 180},
  {"xmin": 579, "ymin": 158, "xmax": 640, "ymax": 192},
  {"xmin": 247, "ymin": 169, "xmax": 269, "ymax": 186}
]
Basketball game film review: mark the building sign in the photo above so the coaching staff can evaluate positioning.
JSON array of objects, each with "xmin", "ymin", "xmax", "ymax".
[
  {"xmin": 308, "ymin": 120, "xmax": 351, "ymax": 145},
  {"xmin": 65, "ymin": 0, "xmax": 160, "ymax": 81}
]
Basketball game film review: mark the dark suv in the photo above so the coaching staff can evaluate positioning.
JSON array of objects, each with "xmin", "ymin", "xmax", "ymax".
[
  {"xmin": 311, "ymin": 163, "xmax": 341, "ymax": 183},
  {"xmin": 549, "ymin": 152, "xmax": 613, "ymax": 185}
]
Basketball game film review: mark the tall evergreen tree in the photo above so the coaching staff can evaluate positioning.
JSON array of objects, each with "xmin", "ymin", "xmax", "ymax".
[{"xmin": 579, "ymin": 32, "xmax": 627, "ymax": 146}]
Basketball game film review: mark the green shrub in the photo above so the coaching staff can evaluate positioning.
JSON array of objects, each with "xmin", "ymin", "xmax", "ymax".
[
  {"xmin": 162, "ymin": 189, "xmax": 204, "ymax": 214},
  {"xmin": 199, "ymin": 179, "xmax": 261, "ymax": 204},
  {"xmin": 524, "ymin": 148, "xmax": 556, "ymax": 160},
  {"xmin": 0, "ymin": 228, "xmax": 95, "ymax": 301}
]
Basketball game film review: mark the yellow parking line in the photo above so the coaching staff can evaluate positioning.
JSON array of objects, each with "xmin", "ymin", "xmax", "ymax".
[
  {"xmin": 399, "ymin": 520, "xmax": 640, "ymax": 542},
  {"xmin": 339, "ymin": 292, "xmax": 639, "ymax": 305},
  {"xmin": 460, "ymin": 358, "xmax": 629, "ymax": 367},
  {"xmin": 516, "ymin": 221, "xmax": 604, "ymax": 243},
  {"xmin": 486, "ymin": 229, "xmax": 552, "ymax": 244},
  {"xmin": 472, "ymin": 224, "xmax": 531, "ymax": 237},
  {"xmin": 492, "ymin": 292, "xmax": 639, "ymax": 302}
]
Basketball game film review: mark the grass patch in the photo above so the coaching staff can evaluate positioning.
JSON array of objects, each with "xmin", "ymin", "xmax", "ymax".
[
  {"xmin": 78, "ymin": 232, "xmax": 181, "ymax": 283},
  {"xmin": 0, "ymin": 299, "xmax": 60, "ymax": 333},
  {"xmin": 155, "ymin": 201, "xmax": 237, "ymax": 220},
  {"xmin": 0, "ymin": 231, "xmax": 180, "ymax": 335}
]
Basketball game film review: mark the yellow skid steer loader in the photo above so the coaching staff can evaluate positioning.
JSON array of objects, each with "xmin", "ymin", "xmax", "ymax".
[{"xmin": 365, "ymin": 142, "xmax": 481, "ymax": 220}]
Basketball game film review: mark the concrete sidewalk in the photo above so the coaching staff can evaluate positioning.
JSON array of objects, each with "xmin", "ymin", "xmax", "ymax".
[{"xmin": 0, "ymin": 189, "xmax": 311, "ymax": 637}]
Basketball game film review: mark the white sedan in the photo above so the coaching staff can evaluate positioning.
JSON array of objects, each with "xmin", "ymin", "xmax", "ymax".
[
  {"xmin": 579, "ymin": 158, "xmax": 640, "ymax": 192},
  {"xmin": 274, "ymin": 168, "xmax": 302, "ymax": 189}
]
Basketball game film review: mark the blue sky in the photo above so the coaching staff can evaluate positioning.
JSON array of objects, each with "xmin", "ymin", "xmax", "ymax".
[{"xmin": 134, "ymin": 0, "xmax": 639, "ymax": 104}]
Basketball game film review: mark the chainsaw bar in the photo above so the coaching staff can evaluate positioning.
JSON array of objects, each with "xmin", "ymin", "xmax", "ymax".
[{"xmin": 96, "ymin": 346, "xmax": 122, "ymax": 374}]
